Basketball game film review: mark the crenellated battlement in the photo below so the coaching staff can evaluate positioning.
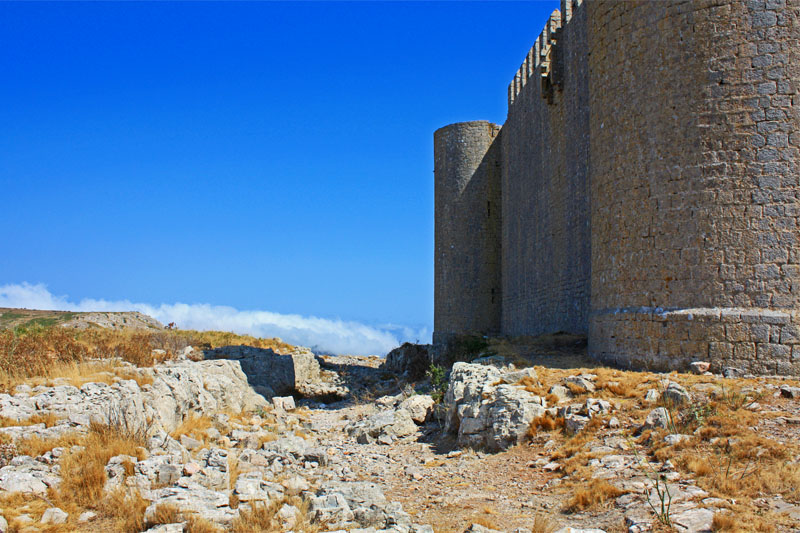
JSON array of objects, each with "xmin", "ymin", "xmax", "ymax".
[
  {"xmin": 507, "ymin": 0, "xmax": 586, "ymax": 107},
  {"xmin": 437, "ymin": 0, "xmax": 800, "ymax": 377}
]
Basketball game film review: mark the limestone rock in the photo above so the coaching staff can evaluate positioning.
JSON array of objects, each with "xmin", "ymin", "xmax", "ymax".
[
  {"xmin": 642, "ymin": 407, "xmax": 672, "ymax": 431},
  {"xmin": 383, "ymin": 343, "xmax": 431, "ymax": 380},
  {"xmin": 203, "ymin": 345, "xmax": 320, "ymax": 397},
  {"xmin": 780, "ymin": 385, "xmax": 800, "ymax": 399},
  {"xmin": 272, "ymin": 396, "xmax": 296, "ymax": 411},
  {"xmin": 502, "ymin": 367, "xmax": 539, "ymax": 385},
  {"xmin": 549, "ymin": 384, "xmax": 572, "ymax": 402},
  {"xmin": 671, "ymin": 507, "xmax": 714, "ymax": 532},
  {"xmin": 444, "ymin": 363, "xmax": 546, "ymax": 451},
  {"xmin": 661, "ymin": 381, "xmax": 692, "ymax": 406},
  {"xmin": 40, "ymin": 508, "xmax": 68, "ymax": 524},
  {"xmin": 644, "ymin": 389, "xmax": 660, "ymax": 403},
  {"xmin": 144, "ymin": 525, "xmax": 184, "ymax": 533},
  {"xmin": 0, "ymin": 470, "xmax": 48, "ymax": 494},
  {"xmin": 398, "ymin": 395, "xmax": 434, "ymax": 424},
  {"xmin": 565, "ymin": 414, "xmax": 591, "ymax": 434},
  {"xmin": 347, "ymin": 409, "xmax": 418, "ymax": 444},
  {"xmin": 564, "ymin": 375, "xmax": 596, "ymax": 393},
  {"xmin": 689, "ymin": 361, "xmax": 711, "ymax": 374}
]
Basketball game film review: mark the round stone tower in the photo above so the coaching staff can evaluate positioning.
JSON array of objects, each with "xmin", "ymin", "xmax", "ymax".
[
  {"xmin": 434, "ymin": 121, "xmax": 502, "ymax": 344},
  {"xmin": 587, "ymin": 0, "xmax": 800, "ymax": 374}
]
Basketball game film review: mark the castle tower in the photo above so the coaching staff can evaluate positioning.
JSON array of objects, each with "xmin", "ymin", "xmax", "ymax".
[
  {"xmin": 587, "ymin": 0, "xmax": 800, "ymax": 375},
  {"xmin": 434, "ymin": 121, "xmax": 502, "ymax": 344}
]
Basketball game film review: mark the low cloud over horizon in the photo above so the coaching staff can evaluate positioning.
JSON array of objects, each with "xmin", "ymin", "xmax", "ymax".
[{"xmin": 0, "ymin": 282, "xmax": 430, "ymax": 356}]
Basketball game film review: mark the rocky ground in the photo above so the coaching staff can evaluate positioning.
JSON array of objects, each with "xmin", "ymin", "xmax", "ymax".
[
  {"xmin": 0, "ymin": 338, "xmax": 798, "ymax": 533},
  {"xmin": 0, "ymin": 308, "xmax": 164, "ymax": 331}
]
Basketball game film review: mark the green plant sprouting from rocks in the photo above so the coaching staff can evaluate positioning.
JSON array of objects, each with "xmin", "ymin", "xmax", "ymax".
[
  {"xmin": 426, "ymin": 364, "xmax": 448, "ymax": 404},
  {"xmin": 628, "ymin": 436, "xmax": 672, "ymax": 526}
]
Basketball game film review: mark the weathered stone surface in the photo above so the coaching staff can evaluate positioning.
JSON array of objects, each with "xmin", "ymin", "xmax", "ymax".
[
  {"xmin": 347, "ymin": 409, "xmax": 418, "ymax": 445},
  {"xmin": 661, "ymin": 381, "xmax": 692, "ymax": 406},
  {"xmin": 272, "ymin": 396, "xmax": 296, "ymax": 411},
  {"xmin": 203, "ymin": 345, "xmax": 320, "ymax": 397},
  {"xmin": 671, "ymin": 507, "xmax": 714, "ymax": 532},
  {"xmin": 642, "ymin": 408, "xmax": 672, "ymax": 431},
  {"xmin": 444, "ymin": 363, "xmax": 546, "ymax": 450},
  {"xmin": 383, "ymin": 343, "xmax": 431, "ymax": 380},
  {"xmin": 0, "ymin": 470, "xmax": 48, "ymax": 494},
  {"xmin": 689, "ymin": 361, "xmax": 711, "ymax": 375},
  {"xmin": 780, "ymin": 385, "xmax": 800, "ymax": 399},
  {"xmin": 564, "ymin": 375, "xmax": 595, "ymax": 393},
  {"xmin": 40, "ymin": 508, "xmax": 68, "ymax": 524},
  {"xmin": 398, "ymin": 395, "xmax": 434, "ymax": 424}
]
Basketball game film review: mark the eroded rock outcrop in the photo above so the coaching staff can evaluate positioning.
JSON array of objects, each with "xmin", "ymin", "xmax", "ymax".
[{"xmin": 444, "ymin": 362, "xmax": 547, "ymax": 451}]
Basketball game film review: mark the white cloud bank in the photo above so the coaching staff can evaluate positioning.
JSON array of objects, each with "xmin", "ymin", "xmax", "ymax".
[{"xmin": 0, "ymin": 282, "xmax": 431, "ymax": 356}]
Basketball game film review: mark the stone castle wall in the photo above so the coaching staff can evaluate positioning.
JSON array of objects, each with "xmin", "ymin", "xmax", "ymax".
[
  {"xmin": 434, "ymin": 121, "xmax": 502, "ymax": 343},
  {"xmin": 434, "ymin": 0, "xmax": 800, "ymax": 375},
  {"xmin": 501, "ymin": 4, "xmax": 590, "ymax": 337}
]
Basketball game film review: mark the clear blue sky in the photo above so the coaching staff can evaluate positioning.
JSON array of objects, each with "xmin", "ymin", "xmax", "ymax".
[{"xmin": 0, "ymin": 1, "xmax": 558, "ymax": 350}]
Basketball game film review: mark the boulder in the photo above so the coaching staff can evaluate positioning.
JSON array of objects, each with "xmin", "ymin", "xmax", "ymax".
[
  {"xmin": 564, "ymin": 414, "xmax": 591, "ymax": 434},
  {"xmin": 272, "ymin": 396, "xmax": 296, "ymax": 411},
  {"xmin": 383, "ymin": 343, "xmax": 432, "ymax": 380},
  {"xmin": 660, "ymin": 380, "xmax": 691, "ymax": 406},
  {"xmin": 40, "ymin": 508, "xmax": 68, "ymax": 524},
  {"xmin": 642, "ymin": 407, "xmax": 672, "ymax": 431},
  {"xmin": 398, "ymin": 395, "xmax": 434, "ymax": 424},
  {"xmin": 445, "ymin": 363, "xmax": 547, "ymax": 451},
  {"xmin": 564, "ymin": 375, "xmax": 596, "ymax": 393},
  {"xmin": 689, "ymin": 361, "xmax": 711, "ymax": 374},
  {"xmin": 204, "ymin": 345, "xmax": 321, "ymax": 397},
  {"xmin": 0, "ymin": 470, "xmax": 48, "ymax": 494},
  {"xmin": 347, "ymin": 409, "xmax": 418, "ymax": 444},
  {"xmin": 444, "ymin": 363, "xmax": 502, "ymax": 433},
  {"xmin": 549, "ymin": 384, "xmax": 572, "ymax": 402},
  {"xmin": 780, "ymin": 385, "xmax": 800, "ymax": 399}
]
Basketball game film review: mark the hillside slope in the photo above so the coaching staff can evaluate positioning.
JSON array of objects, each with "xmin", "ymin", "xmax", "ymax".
[{"xmin": 0, "ymin": 307, "xmax": 164, "ymax": 331}]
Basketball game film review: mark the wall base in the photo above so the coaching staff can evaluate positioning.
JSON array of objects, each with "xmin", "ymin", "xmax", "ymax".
[{"xmin": 589, "ymin": 307, "xmax": 800, "ymax": 376}]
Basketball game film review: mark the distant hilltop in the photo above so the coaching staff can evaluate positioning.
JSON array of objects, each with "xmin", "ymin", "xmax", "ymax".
[{"xmin": 0, "ymin": 307, "xmax": 164, "ymax": 331}]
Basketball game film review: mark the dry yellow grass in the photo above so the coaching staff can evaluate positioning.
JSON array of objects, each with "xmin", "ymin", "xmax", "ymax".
[
  {"xmin": 468, "ymin": 514, "xmax": 501, "ymax": 530},
  {"xmin": 184, "ymin": 515, "xmax": 224, "ymax": 533},
  {"xmin": 228, "ymin": 453, "xmax": 241, "ymax": 491},
  {"xmin": 527, "ymin": 415, "xmax": 564, "ymax": 439},
  {"xmin": 170, "ymin": 413, "xmax": 213, "ymax": 441},
  {"xmin": 231, "ymin": 496, "xmax": 319, "ymax": 533},
  {"xmin": 54, "ymin": 418, "xmax": 148, "ymax": 508},
  {"xmin": 564, "ymin": 478, "xmax": 625, "ymax": 512},
  {"xmin": 16, "ymin": 431, "xmax": 84, "ymax": 457},
  {"xmin": 0, "ymin": 411, "xmax": 61, "ymax": 428},
  {"xmin": 712, "ymin": 512, "xmax": 738, "ymax": 531},
  {"xmin": 98, "ymin": 488, "xmax": 149, "ymax": 533},
  {"xmin": 530, "ymin": 514, "xmax": 558, "ymax": 533},
  {"xmin": 147, "ymin": 503, "xmax": 182, "ymax": 526},
  {"xmin": 0, "ymin": 325, "xmax": 299, "ymax": 392}
]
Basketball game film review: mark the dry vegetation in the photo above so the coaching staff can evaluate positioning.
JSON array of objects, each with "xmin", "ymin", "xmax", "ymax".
[
  {"xmin": 0, "ymin": 324, "xmax": 301, "ymax": 532},
  {"xmin": 511, "ymin": 351, "xmax": 800, "ymax": 531},
  {"xmin": 230, "ymin": 497, "xmax": 320, "ymax": 533},
  {"xmin": 0, "ymin": 324, "xmax": 295, "ymax": 392}
]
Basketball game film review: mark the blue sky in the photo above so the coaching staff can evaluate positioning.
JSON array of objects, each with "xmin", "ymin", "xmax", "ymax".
[{"xmin": 0, "ymin": 1, "xmax": 559, "ymax": 354}]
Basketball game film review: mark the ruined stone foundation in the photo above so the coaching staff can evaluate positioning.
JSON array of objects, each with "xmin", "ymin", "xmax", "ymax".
[{"xmin": 434, "ymin": 0, "xmax": 800, "ymax": 376}]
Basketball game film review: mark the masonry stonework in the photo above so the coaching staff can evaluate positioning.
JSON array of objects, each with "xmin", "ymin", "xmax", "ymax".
[
  {"xmin": 434, "ymin": 0, "xmax": 800, "ymax": 376},
  {"xmin": 434, "ymin": 121, "xmax": 502, "ymax": 344}
]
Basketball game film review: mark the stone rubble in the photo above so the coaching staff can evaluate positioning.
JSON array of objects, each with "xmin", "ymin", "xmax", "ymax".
[{"xmin": 0, "ymin": 347, "xmax": 794, "ymax": 532}]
